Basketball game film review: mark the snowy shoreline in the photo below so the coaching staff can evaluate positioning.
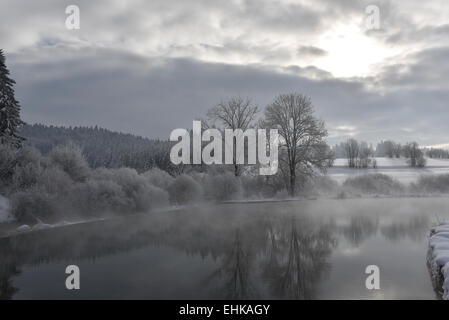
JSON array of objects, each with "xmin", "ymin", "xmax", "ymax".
[
  {"xmin": 0, "ymin": 205, "xmax": 188, "ymax": 239},
  {"xmin": 427, "ymin": 222, "xmax": 449, "ymax": 300}
]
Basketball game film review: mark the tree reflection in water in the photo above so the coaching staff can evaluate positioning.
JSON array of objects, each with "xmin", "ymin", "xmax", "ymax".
[
  {"xmin": 262, "ymin": 218, "xmax": 336, "ymax": 299},
  {"xmin": 0, "ymin": 261, "xmax": 20, "ymax": 300},
  {"xmin": 341, "ymin": 215, "xmax": 379, "ymax": 247},
  {"xmin": 205, "ymin": 229, "xmax": 257, "ymax": 299},
  {"xmin": 2, "ymin": 200, "xmax": 433, "ymax": 300}
]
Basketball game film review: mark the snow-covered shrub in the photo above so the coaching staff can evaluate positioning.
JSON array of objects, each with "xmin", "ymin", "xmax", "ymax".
[
  {"xmin": 143, "ymin": 184, "xmax": 169, "ymax": 209},
  {"xmin": 142, "ymin": 167, "xmax": 174, "ymax": 191},
  {"xmin": 204, "ymin": 172, "xmax": 243, "ymax": 201},
  {"xmin": 336, "ymin": 190, "xmax": 348, "ymax": 199},
  {"xmin": 144, "ymin": 184, "xmax": 169, "ymax": 209},
  {"xmin": 266, "ymin": 173, "xmax": 290, "ymax": 198},
  {"xmin": 37, "ymin": 166, "xmax": 73, "ymax": 195},
  {"xmin": 11, "ymin": 147, "xmax": 45, "ymax": 191},
  {"xmin": 168, "ymin": 174, "xmax": 203, "ymax": 205},
  {"xmin": 301, "ymin": 175, "xmax": 339, "ymax": 197},
  {"xmin": 11, "ymin": 188, "xmax": 58, "ymax": 223},
  {"xmin": 70, "ymin": 179, "xmax": 129, "ymax": 215},
  {"xmin": 186, "ymin": 171, "xmax": 206, "ymax": 185},
  {"xmin": 91, "ymin": 167, "xmax": 169, "ymax": 212},
  {"xmin": 0, "ymin": 144, "xmax": 17, "ymax": 190},
  {"xmin": 412, "ymin": 174, "xmax": 449, "ymax": 194},
  {"xmin": 240, "ymin": 174, "xmax": 265, "ymax": 199},
  {"xmin": 274, "ymin": 188, "xmax": 289, "ymax": 199},
  {"xmin": 11, "ymin": 162, "xmax": 42, "ymax": 191},
  {"xmin": 49, "ymin": 144, "xmax": 90, "ymax": 182},
  {"xmin": 343, "ymin": 173, "xmax": 404, "ymax": 195}
]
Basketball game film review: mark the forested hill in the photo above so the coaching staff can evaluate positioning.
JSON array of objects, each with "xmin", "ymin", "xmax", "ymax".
[{"xmin": 19, "ymin": 123, "xmax": 173, "ymax": 171}]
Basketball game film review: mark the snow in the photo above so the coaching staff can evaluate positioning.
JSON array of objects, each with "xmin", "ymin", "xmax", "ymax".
[
  {"xmin": 9, "ymin": 218, "xmax": 107, "ymax": 237},
  {"xmin": 16, "ymin": 224, "xmax": 31, "ymax": 232},
  {"xmin": 428, "ymin": 222, "xmax": 449, "ymax": 300},
  {"xmin": 329, "ymin": 157, "xmax": 449, "ymax": 184},
  {"xmin": 0, "ymin": 195, "xmax": 13, "ymax": 223}
]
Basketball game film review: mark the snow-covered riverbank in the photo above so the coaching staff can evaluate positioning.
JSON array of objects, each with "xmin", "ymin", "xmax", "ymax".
[
  {"xmin": 427, "ymin": 222, "xmax": 449, "ymax": 300},
  {"xmin": 0, "ymin": 204, "xmax": 189, "ymax": 239},
  {"xmin": 330, "ymin": 158, "xmax": 449, "ymax": 184},
  {"xmin": 0, "ymin": 195, "xmax": 13, "ymax": 223}
]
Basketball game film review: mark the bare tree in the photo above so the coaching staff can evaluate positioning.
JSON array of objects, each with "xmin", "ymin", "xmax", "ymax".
[
  {"xmin": 207, "ymin": 97, "xmax": 259, "ymax": 176},
  {"xmin": 403, "ymin": 142, "xmax": 426, "ymax": 168},
  {"xmin": 263, "ymin": 93, "xmax": 333, "ymax": 196},
  {"xmin": 344, "ymin": 138, "xmax": 359, "ymax": 168},
  {"xmin": 385, "ymin": 140, "xmax": 395, "ymax": 158},
  {"xmin": 393, "ymin": 143, "xmax": 402, "ymax": 158},
  {"xmin": 344, "ymin": 139, "xmax": 377, "ymax": 168}
]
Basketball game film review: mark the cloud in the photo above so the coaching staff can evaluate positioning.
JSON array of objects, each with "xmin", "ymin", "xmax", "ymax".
[
  {"xmin": 4, "ymin": 44, "xmax": 449, "ymax": 147},
  {"xmin": 1, "ymin": 0, "xmax": 449, "ymax": 147},
  {"xmin": 297, "ymin": 46, "xmax": 328, "ymax": 57}
]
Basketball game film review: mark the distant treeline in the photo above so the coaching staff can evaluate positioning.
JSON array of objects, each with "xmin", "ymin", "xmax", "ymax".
[
  {"xmin": 333, "ymin": 139, "xmax": 449, "ymax": 160},
  {"xmin": 424, "ymin": 147, "xmax": 449, "ymax": 159},
  {"xmin": 332, "ymin": 139, "xmax": 428, "ymax": 168},
  {"xmin": 19, "ymin": 123, "xmax": 177, "ymax": 174}
]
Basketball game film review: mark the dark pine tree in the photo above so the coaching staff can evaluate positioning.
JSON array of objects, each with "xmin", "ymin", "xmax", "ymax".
[{"xmin": 0, "ymin": 49, "xmax": 24, "ymax": 148}]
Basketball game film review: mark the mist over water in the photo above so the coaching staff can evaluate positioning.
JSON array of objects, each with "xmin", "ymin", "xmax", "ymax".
[{"xmin": 1, "ymin": 197, "xmax": 446, "ymax": 300}]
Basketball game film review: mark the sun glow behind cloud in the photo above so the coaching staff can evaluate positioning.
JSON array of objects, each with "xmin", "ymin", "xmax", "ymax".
[
  {"xmin": 315, "ymin": 23, "xmax": 398, "ymax": 78},
  {"xmin": 3, "ymin": 0, "xmax": 449, "ymax": 145}
]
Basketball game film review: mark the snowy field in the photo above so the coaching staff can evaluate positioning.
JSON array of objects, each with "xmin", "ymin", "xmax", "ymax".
[{"xmin": 328, "ymin": 157, "xmax": 449, "ymax": 184}]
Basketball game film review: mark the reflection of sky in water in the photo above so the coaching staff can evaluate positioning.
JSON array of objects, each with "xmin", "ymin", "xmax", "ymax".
[
  {"xmin": 329, "ymin": 158, "xmax": 449, "ymax": 184},
  {"xmin": 1, "ymin": 197, "xmax": 448, "ymax": 299}
]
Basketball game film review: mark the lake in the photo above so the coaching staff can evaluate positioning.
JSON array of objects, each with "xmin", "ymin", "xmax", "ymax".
[{"xmin": 1, "ymin": 197, "xmax": 447, "ymax": 299}]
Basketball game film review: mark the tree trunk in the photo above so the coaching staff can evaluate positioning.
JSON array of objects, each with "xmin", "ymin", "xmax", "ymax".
[
  {"xmin": 234, "ymin": 163, "xmax": 240, "ymax": 176},
  {"xmin": 289, "ymin": 168, "xmax": 296, "ymax": 197}
]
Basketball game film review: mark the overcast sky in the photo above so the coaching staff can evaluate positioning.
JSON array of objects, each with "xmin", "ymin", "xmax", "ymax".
[{"xmin": 1, "ymin": 0, "xmax": 449, "ymax": 146}]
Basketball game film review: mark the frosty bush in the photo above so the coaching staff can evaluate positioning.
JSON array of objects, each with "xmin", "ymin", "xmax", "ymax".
[
  {"xmin": 49, "ymin": 144, "xmax": 90, "ymax": 182},
  {"xmin": 274, "ymin": 188, "xmax": 289, "ymax": 199},
  {"xmin": 168, "ymin": 174, "xmax": 203, "ymax": 204},
  {"xmin": 11, "ymin": 162, "xmax": 42, "ymax": 191},
  {"xmin": 70, "ymin": 179, "xmax": 128, "ymax": 215},
  {"xmin": 91, "ymin": 167, "xmax": 169, "ymax": 212},
  {"xmin": 11, "ymin": 188, "xmax": 58, "ymax": 223},
  {"xmin": 343, "ymin": 173, "xmax": 404, "ymax": 195},
  {"xmin": 412, "ymin": 174, "xmax": 449, "ymax": 194},
  {"xmin": 0, "ymin": 144, "xmax": 17, "ymax": 190},
  {"xmin": 240, "ymin": 174, "xmax": 265, "ymax": 199},
  {"xmin": 37, "ymin": 166, "xmax": 73, "ymax": 195},
  {"xmin": 204, "ymin": 172, "xmax": 243, "ymax": 201},
  {"xmin": 144, "ymin": 184, "xmax": 169, "ymax": 209},
  {"xmin": 11, "ymin": 147, "xmax": 45, "ymax": 191},
  {"xmin": 302, "ymin": 175, "xmax": 339, "ymax": 197},
  {"xmin": 142, "ymin": 167, "xmax": 174, "ymax": 191}
]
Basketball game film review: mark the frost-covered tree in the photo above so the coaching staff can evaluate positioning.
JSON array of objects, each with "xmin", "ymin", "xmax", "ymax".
[
  {"xmin": 0, "ymin": 50, "xmax": 24, "ymax": 148},
  {"xmin": 263, "ymin": 93, "xmax": 333, "ymax": 196},
  {"xmin": 142, "ymin": 167, "xmax": 174, "ymax": 190},
  {"xmin": 204, "ymin": 172, "xmax": 243, "ymax": 201},
  {"xmin": 207, "ymin": 96, "xmax": 259, "ymax": 176},
  {"xmin": 168, "ymin": 174, "xmax": 203, "ymax": 204},
  {"xmin": 375, "ymin": 140, "xmax": 401, "ymax": 158},
  {"xmin": 344, "ymin": 139, "xmax": 376, "ymax": 168},
  {"xmin": 0, "ymin": 144, "xmax": 16, "ymax": 189},
  {"xmin": 49, "ymin": 144, "xmax": 90, "ymax": 182},
  {"xmin": 403, "ymin": 142, "xmax": 426, "ymax": 168},
  {"xmin": 344, "ymin": 139, "xmax": 359, "ymax": 168},
  {"xmin": 426, "ymin": 148, "xmax": 449, "ymax": 159}
]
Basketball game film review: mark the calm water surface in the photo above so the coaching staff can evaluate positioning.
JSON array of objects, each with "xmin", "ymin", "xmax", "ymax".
[{"xmin": 1, "ymin": 197, "xmax": 448, "ymax": 299}]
